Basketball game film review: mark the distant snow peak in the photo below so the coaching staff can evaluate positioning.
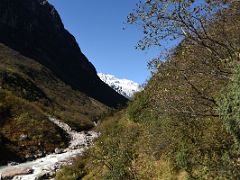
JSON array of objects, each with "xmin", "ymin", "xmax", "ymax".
[{"xmin": 98, "ymin": 73, "xmax": 143, "ymax": 99}]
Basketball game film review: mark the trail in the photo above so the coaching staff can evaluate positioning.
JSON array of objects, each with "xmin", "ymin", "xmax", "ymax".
[{"xmin": 0, "ymin": 117, "xmax": 99, "ymax": 180}]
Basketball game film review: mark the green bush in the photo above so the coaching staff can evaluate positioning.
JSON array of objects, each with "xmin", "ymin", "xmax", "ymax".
[
  {"xmin": 55, "ymin": 158, "xmax": 87, "ymax": 180},
  {"xmin": 218, "ymin": 64, "xmax": 240, "ymax": 144},
  {"xmin": 127, "ymin": 92, "xmax": 149, "ymax": 122}
]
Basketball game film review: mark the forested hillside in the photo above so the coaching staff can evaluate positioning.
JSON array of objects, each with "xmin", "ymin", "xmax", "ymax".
[{"xmin": 56, "ymin": 1, "xmax": 240, "ymax": 179}]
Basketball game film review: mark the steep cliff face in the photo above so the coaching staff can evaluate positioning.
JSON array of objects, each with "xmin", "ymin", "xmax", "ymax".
[{"xmin": 0, "ymin": 0, "xmax": 127, "ymax": 108}]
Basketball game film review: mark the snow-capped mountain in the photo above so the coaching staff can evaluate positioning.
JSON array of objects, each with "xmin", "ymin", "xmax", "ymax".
[{"xmin": 98, "ymin": 73, "xmax": 143, "ymax": 99}]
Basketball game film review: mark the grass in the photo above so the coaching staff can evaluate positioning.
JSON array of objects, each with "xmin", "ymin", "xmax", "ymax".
[
  {"xmin": 0, "ymin": 43, "xmax": 109, "ymax": 164},
  {"xmin": 0, "ymin": 89, "xmax": 69, "ymax": 164},
  {"xmin": 55, "ymin": 4, "xmax": 240, "ymax": 178},
  {"xmin": 56, "ymin": 111, "xmax": 190, "ymax": 180}
]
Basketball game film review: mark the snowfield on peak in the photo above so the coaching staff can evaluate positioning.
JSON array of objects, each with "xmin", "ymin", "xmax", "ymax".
[{"xmin": 98, "ymin": 73, "xmax": 143, "ymax": 99}]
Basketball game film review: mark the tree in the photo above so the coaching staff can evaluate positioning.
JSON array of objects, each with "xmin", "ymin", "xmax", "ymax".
[
  {"xmin": 218, "ymin": 65, "xmax": 240, "ymax": 144},
  {"xmin": 128, "ymin": 0, "xmax": 239, "ymax": 61},
  {"xmin": 127, "ymin": 1, "xmax": 240, "ymax": 177},
  {"xmin": 128, "ymin": 0, "xmax": 240, "ymax": 118}
]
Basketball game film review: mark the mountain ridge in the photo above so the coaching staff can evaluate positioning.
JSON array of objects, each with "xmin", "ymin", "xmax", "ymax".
[
  {"xmin": 0, "ymin": 0, "xmax": 128, "ymax": 108},
  {"xmin": 0, "ymin": 43, "xmax": 109, "ymax": 165},
  {"xmin": 98, "ymin": 73, "xmax": 143, "ymax": 99},
  {"xmin": 0, "ymin": 0, "xmax": 127, "ymax": 165}
]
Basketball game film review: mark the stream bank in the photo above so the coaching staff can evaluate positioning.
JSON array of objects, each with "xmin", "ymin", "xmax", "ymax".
[{"xmin": 0, "ymin": 117, "xmax": 99, "ymax": 180}]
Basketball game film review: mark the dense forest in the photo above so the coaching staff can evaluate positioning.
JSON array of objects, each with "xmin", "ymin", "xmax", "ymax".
[{"xmin": 56, "ymin": 1, "xmax": 240, "ymax": 179}]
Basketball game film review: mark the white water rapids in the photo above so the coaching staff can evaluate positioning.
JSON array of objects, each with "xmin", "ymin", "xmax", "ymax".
[{"xmin": 0, "ymin": 117, "xmax": 99, "ymax": 180}]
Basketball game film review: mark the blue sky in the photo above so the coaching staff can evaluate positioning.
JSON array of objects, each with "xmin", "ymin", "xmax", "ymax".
[{"xmin": 48, "ymin": 0, "xmax": 161, "ymax": 84}]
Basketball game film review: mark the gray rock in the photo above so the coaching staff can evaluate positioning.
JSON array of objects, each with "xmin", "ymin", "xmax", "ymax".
[
  {"xmin": 54, "ymin": 148, "xmax": 63, "ymax": 154},
  {"xmin": 37, "ymin": 151, "xmax": 44, "ymax": 158},
  {"xmin": 25, "ymin": 154, "xmax": 34, "ymax": 161},
  {"xmin": 86, "ymin": 132, "xmax": 92, "ymax": 136},
  {"xmin": 19, "ymin": 134, "xmax": 28, "ymax": 141},
  {"xmin": 34, "ymin": 171, "xmax": 49, "ymax": 180},
  {"xmin": 7, "ymin": 161, "xmax": 19, "ymax": 166},
  {"xmin": 86, "ymin": 140, "xmax": 91, "ymax": 145},
  {"xmin": 2, "ymin": 167, "xmax": 33, "ymax": 179}
]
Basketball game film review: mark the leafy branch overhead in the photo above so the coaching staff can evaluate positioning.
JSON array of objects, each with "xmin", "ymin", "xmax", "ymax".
[{"xmin": 128, "ymin": 0, "xmax": 238, "ymax": 60}]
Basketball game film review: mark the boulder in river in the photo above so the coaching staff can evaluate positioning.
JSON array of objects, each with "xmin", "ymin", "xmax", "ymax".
[
  {"xmin": 1, "ymin": 167, "xmax": 33, "ymax": 179},
  {"xmin": 34, "ymin": 171, "xmax": 53, "ymax": 180},
  {"xmin": 7, "ymin": 161, "xmax": 19, "ymax": 166},
  {"xmin": 25, "ymin": 154, "xmax": 34, "ymax": 161},
  {"xmin": 54, "ymin": 148, "xmax": 64, "ymax": 154}
]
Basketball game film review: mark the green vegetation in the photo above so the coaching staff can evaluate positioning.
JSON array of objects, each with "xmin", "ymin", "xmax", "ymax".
[
  {"xmin": 0, "ymin": 0, "xmax": 239, "ymax": 178},
  {"xmin": 0, "ymin": 44, "xmax": 109, "ymax": 128},
  {"xmin": 0, "ymin": 44, "xmax": 109, "ymax": 164},
  {"xmin": 218, "ymin": 65, "xmax": 240, "ymax": 145},
  {"xmin": 56, "ymin": 1, "xmax": 240, "ymax": 179},
  {"xmin": 0, "ymin": 88, "xmax": 68, "ymax": 164}
]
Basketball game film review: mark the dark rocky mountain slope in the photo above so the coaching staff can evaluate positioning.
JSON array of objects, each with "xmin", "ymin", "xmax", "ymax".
[
  {"xmin": 0, "ymin": 0, "xmax": 128, "ymax": 108},
  {"xmin": 0, "ymin": 43, "xmax": 109, "ymax": 165},
  {"xmin": 0, "ymin": 0, "xmax": 127, "ymax": 165}
]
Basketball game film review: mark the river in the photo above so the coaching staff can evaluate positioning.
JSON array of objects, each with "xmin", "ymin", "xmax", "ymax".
[{"xmin": 0, "ymin": 117, "xmax": 99, "ymax": 180}]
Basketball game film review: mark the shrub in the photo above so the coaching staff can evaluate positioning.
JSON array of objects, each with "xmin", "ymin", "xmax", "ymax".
[{"xmin": 218, "ymin": 64, "xmax": 240, "ymax": 144}]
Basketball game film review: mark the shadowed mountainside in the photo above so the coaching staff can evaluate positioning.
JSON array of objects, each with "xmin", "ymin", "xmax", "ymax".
[
  {"xmin": 0, "ymin": 43, "xmax": 109, "ymax": 165},
  {"xmin": 0, "ymin": 0, "xmax": 128, "ymax": 165},
  {"xmin": 0, "ymin": 0, "xmax": 128, "ymax": 108}
]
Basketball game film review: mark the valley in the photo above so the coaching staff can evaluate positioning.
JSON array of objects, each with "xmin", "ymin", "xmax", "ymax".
[{"xmin": 0, "ymin": 0, "xmax": 239, "ymax": 179}]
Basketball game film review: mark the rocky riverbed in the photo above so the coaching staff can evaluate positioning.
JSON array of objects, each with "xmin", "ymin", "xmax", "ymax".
[{"xmin": 0, "ymin": 117, "xmax": 99, "ymax": 180}]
